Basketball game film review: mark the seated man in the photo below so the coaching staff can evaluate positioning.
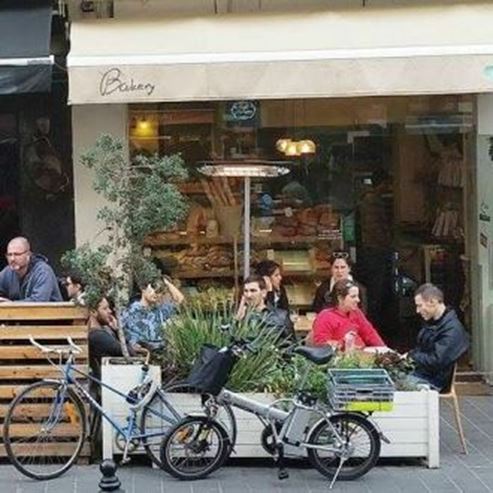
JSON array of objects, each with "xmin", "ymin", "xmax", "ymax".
[
  {"xmin": 121, "ymin": 277, "xmax": 184, "ymax": 352},
  {"xmin": 0, "ymin": 236, "xmax": 62, "ymax": 302},
  {"xmin": 235, "ymin": 274, "xmax": 295, "ymax": 342},
  {"xmin": 406, "ymin": 283, "xmax": 469, "ymax": 391},
  {"xmin": 88, "ymin": 296, "xmax": 135, "ymax": 384},
  {"xmin": 63, "ymin": 271, "xmax": 86, "ymax": 305}
]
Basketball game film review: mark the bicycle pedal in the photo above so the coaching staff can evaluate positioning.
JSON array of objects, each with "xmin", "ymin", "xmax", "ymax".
[
  {"xmin": 119, "ymin": 457, "xmax": 131, "ymax": 466},
  {"xmin": 278, "ymin": 469, "xmax": 289, "ymax": 480}
]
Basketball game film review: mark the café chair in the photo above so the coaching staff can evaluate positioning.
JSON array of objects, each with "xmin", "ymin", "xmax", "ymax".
[{"xmin": 440, "ymin": 363, "xmax": 468, "ymax": 454}]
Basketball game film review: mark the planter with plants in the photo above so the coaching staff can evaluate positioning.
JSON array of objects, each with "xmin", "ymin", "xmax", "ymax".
[{"xmin": 156, "ymin": 297, "xmax": 440, "ymax": 468}]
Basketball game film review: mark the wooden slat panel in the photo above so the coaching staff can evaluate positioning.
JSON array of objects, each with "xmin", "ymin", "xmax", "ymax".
[
  {"xmin": 0, "ymin": 423, "xmax": 82, "ymax": 437},
  {"xmin": 0, "ymin": 385, "xmax": 60, "ymax": 399},
  {"xmin": 0, "ymin": 304, "xmax": 91, "ymax": 461},
  {"xmin": 0, "ymin": 403, "xmax": 64, "ymax": 418},
  {"xmin": 0, "ymin": 326, "xmax": 87, "ymax": 340},
  {"xmin": 0, "ymin": 402, "xmax": 87, "ymax": 419},
  {"xmin": 0, "ymin": 365, "xmax": 88, "ymax": 380},
  {"xmin": 0, "ymin": 303, "xmax": 87, "ymax": 322},
  {"xmin": 0, "ymin": 443, "xmax": 91, "ymax": 457},
  {"xmin": 0, "ymin": 346, "xmax": 88, "ymax": 360},
  {"xmin": 0, "ymin": 385, "xmax": 23, "ymax": 399}
]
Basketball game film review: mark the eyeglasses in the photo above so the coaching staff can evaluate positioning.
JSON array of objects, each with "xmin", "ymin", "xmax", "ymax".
[
  {"xmin": 331, "ymin": 251, "xmax": 350, "ymax": 260},
  {"xmin": 5, "ymin": 250, "xmax": 29, "ymax": 259}
]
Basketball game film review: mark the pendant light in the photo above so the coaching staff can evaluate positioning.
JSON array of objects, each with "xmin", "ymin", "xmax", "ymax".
[
  {"xmin": 276, "ymin": 138, "xmax": 291, "ymax": 153},
  {"xmin": 285, "ymin": 140, "xmax": 301, "ymax": 157},
  {"xmin": 297, "ymin": 139, "xmax": 316, "ymax": 154}
]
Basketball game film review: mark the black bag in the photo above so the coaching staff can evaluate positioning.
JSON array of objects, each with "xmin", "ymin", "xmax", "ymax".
[{"xmin": 186, "ymin": 344, "xmax": 236, "ymax": 395}]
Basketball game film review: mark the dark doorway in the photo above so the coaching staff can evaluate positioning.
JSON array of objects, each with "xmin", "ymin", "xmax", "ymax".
[{"xmin": 0, "ymin": 111, "xmax": 21, "ymax": 269}]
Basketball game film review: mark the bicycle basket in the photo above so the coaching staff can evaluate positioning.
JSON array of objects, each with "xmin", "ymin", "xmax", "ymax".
[
  {"xmin": 186, "ymin": 344, "xmax": 236, "ymax": 395},
  {"xmin": 327, "ymin": 369, "xmax": 395, "ymax": 412}
]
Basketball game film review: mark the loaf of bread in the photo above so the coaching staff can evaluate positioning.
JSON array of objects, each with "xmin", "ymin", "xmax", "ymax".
[{"xmin": 296, "ymin": 207, "xmax": 318, "ymax": 226}]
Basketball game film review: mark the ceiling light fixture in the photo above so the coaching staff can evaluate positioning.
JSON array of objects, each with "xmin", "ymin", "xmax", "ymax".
[
  {"xmin": 276, "ymin": 100, "xmax": 316, "ymax": 157},
  {"xmin": 284, "ymin": 140, "xmax": 301, "ymax": 157},
  {"xmin": 297, "ymin": 139, "xmax": 316, "ymax": 154},
  {"xmin": 276, "ymin": 138, "xmax": 291, "ymax": 153}
]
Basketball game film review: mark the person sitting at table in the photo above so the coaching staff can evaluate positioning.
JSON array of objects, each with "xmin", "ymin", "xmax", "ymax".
[
  {"xmin": 404, "ymin": 283, "xmax": 469, "ymax": 391},
  {"xmin": 235, "ymin": 274, "xmax": 295, "ymax": 343},
  {"xmin": 63, "ymin": 271, "xmax": 86, "ymax": 305},
  {"xmin": 311, "ymin": 278, "xmax": 385, "ymax": 350},
  {"xmin": 88, "ymin": 296, "xmax": 136, "ymax": 385},
  {"xmin": 0, "ymin": 236, "xmax": 62, "ymax": 302},
  {"xmin": 311, "ymin": 251, "xmax": 367, "ymax": 314},
  {"xmin": 255, "ymin": 259, "xmax": 290, "ymax": 312},
  {"xmin": 121, "ymin": 276, "xmax": 184, "ymax": 353}
]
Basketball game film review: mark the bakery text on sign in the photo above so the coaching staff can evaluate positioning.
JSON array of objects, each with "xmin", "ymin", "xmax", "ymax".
[{"xmin": 99, "ymin": 68, "xmax": 155, "ymax": 97}]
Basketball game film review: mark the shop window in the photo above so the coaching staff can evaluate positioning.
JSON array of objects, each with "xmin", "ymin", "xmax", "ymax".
[{"xmin": 130, "ymin": 95, "xmax": 474, "ymax": 350}]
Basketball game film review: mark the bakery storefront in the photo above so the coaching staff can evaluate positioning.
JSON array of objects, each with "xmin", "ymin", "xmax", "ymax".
[{"xmin": 68, "ymin": 5, "xmax": 493, "ymax": 378}]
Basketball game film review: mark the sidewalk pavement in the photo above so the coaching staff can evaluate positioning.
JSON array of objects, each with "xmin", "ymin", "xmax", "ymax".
[{"xmin": 2, "ymin": 396, "xmax": 493, "ymax": 493}]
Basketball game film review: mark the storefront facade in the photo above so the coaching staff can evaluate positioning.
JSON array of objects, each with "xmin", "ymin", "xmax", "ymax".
[
  {"xmin": 0, "ymin": 0, "xmax": 74, "ymax": 272},
  {"xmin": 68, "ymin": 3, "xmax": 493, "ymax": 380}
]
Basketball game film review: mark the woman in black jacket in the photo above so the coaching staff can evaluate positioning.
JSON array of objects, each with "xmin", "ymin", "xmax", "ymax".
[
  {"xmin": 312, "ymin": 251, "xmax": 367, "ymax": 314},
  {"xmin": 255, "ymin": 260, "xmax": 290, "ymax": 312}
]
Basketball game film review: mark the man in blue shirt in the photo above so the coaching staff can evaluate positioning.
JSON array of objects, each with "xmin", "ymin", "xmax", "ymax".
[
  {"xmin": 121, "ymin": 277, "xmax": 184, "ymax": 352},
  {"xmin": 0, "ymin": 236, "xmax": 62, "ymax": 302}
]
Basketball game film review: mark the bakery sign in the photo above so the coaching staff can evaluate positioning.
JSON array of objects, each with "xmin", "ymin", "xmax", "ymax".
[
  {"xmin": 99, "ymin": 67, "xmax": 155, "ymax": 97},
  {"xmin": 224, "ymin": 100, "xmax": 259, "ymax": 128}
]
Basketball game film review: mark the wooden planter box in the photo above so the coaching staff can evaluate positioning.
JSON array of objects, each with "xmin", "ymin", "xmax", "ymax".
[{"xmin": 100, "ymin": 363, "xmax": 439, "ymax": 468}]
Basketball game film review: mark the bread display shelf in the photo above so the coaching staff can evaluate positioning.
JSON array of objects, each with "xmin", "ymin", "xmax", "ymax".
[
  {"xmin": 175, "ymin": 269, "xmax": 331, "ymax": 279},
  {"xmin": 145, "ymin": 234, "xmax": 342, "ymax": 247},
  {"xmin": 177, "ymin": 270, "xmax": 236, "ymax": 279}
]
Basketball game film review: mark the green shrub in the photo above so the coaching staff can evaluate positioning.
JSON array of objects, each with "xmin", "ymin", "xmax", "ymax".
[
  {"xmin": 156, "ymin": 295, "xmax": 284, "ymax": 392},
  {"xmin": 155, "ymin": 294, "xmax": 417, "ymax": 395}
]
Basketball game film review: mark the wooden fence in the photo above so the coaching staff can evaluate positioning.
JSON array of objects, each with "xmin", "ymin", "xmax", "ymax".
[{"xmin": 0, "ymin": 303, "xmax": 89, "ymax": 461}]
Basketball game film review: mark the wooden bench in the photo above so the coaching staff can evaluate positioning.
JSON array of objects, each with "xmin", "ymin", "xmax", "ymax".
[{"xmin": 0, "ymin": 302, "xmax": 89, "ymax": 461}]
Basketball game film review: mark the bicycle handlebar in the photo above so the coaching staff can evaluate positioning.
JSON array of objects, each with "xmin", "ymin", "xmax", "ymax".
[{"xmin": 29, "ymin": 336, "xmax": 83, "ymax": 355}]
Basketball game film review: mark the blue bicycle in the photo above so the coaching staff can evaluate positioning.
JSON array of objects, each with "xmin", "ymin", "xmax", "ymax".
[{"xmin": 3, "ymin": 337, "xmax": 236, "ymax": 480}]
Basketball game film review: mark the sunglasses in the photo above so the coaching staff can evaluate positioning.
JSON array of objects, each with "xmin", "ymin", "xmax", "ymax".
[{"xmin": 332, "ymin": 251, "xmax": 350, "ymax": 260}]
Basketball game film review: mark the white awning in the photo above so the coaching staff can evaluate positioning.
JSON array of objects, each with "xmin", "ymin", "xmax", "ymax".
[{"xmin": 68, "ymin": 4, "xmax": 493, "ymax": 104}]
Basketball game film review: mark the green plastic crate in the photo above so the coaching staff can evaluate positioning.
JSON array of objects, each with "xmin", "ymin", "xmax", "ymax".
[{"xmin": 327, "ymin": 369, "xmax": 395, "ymax": 413}]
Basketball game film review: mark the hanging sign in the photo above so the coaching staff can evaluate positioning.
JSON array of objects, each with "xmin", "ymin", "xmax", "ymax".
[{"xmin": 224, "ymin": 101, "xmax": 259, "ymax": 128}]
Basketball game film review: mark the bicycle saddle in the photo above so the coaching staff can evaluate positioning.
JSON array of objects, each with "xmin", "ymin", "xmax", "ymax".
[{"xmin": 294, "ymin": 346, "xmax": 335, "ymax": 365}]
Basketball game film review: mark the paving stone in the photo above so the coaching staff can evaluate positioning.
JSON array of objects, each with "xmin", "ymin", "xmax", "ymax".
[{"xmin": 2, "ymin": 396, "xmax": 493, "ymax": 491}]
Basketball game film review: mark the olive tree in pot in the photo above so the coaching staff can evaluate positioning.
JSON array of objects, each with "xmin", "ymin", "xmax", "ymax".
[{"xmin": 62, "ymin": 135, "xmax": 188, "ymax": 355}]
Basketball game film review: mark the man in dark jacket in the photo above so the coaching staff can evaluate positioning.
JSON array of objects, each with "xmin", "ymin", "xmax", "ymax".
[
  {"xmin": 235, "ymin": 274, "xmax": 295, "ymax": 342},
  {"xmin": 88, "ymin": 296, "xmax": 135, "ymax": 383},
  {"xmin": 0, "ymin": 237, "xmax": 62, "ymax": 302},
  {"xmin": 407, "ymin": 283, "xmax": 469, "ymax": 391}
]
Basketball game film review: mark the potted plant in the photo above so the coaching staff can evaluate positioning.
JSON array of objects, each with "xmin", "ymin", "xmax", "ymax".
[{"xmin": 62, "ymin": 135, "xmax": 189, "ymax": 354}]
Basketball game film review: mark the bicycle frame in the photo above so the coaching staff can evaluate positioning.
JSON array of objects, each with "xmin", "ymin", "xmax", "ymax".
[
  {"xmin": 219, "ymin": 387, "xmax": 353, "ymax": 452},
  {"xmin": 39, "ymin": 347, "xmax": 181, "ymax": 456}
]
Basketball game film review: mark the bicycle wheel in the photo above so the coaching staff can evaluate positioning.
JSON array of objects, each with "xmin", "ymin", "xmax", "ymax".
[
  {"xmin": 3, "ymin": 381, "xmax": 86, "ymax": 480},
  {"xmin": 140, "ymin": 381, "xmax": 237, "ymax": 468},
  {"xmin": 160, "ymin": 416, "xmax": 230, "ymax": 480},
  {"xmin": 307, "ymin": 413, "xmax": 381, "ymax": 481}
]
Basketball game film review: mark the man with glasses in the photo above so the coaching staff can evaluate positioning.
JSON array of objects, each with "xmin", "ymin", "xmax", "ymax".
[{"xmin": 0, "ymin": 236, "xmax": 62, "ymax": 302}]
